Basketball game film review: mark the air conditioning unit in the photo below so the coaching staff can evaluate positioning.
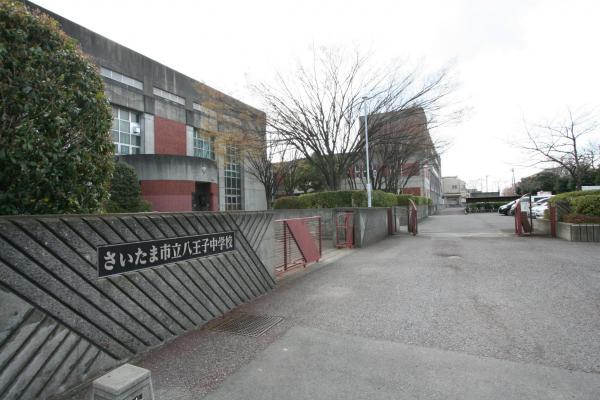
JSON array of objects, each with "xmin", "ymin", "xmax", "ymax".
[{"xmin": 131, "ymin": 123, "xmax": 141, "ymax": 134}]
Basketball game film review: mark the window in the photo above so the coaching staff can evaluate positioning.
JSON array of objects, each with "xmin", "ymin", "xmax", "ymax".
[
  {"xmin": 153, "ymin": 87, "xmax": 185, "ymax": 105},
  {"xmin": 354, "ymin": 166, "xmax": 364, "ymax": 179},
  {"xmin": 224, "ymin": 144, "xmax": 242, "ymax": 210},
  {"xmin": 452, "ymin": 185, "xmax": 458, "ymax": 189},
  {"xmin": 193, "ymin": 103, "xmax": 217, "ymax": 118},
  {"xmin": 193, "ymin": 129, "xmax": 215, "ymax": 160},
  {"xmin": 111, "ymin": 106, "xmax": 141, "ymax": 155},
  {"xmin": 100, "ymin": 67, "xmax": 143, "ymax": 90}
]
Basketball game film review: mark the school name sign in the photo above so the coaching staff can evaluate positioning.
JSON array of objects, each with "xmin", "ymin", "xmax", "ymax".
[{"xmin": 97, "ymin": 231, "xmax": 235, "ymax": 277}]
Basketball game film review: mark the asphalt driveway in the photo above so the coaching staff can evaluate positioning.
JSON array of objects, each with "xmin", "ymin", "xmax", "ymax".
[{"xmin": 103, "ymin": 208, "xmax": 600, "ymax": 400}]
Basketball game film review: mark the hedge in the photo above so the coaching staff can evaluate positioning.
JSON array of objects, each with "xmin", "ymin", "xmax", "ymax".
[
  {"xmin": 351, "ymin": 190, "xmax": 397, "ymax": 207},
  {"xmin": 548, "ymin": 190, "xmax": 600, "ymax": 205},
  {"xmin": 466, "ymin": 202, "xmax": 505, "ymax": 212},
  {"xmin": 572, "ymin": 195, "xmax": 600, "ymax": 217},
  {"xmin": 546, "ymin": 190, "xmax": 600, "ymax": 221},
  {"xmin": 273, "ymin": 190, "xmax": 432, "ymax": 209}
]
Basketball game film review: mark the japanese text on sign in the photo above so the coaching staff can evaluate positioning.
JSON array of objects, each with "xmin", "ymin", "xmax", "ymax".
[{"xmin": 97, "ymin": 231, "xmax": 235, "ymax": 277}]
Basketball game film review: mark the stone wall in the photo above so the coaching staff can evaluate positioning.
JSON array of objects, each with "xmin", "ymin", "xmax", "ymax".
[{"xmin": 0, "ymin": 212, "xmax": 274, "ymax": 400}]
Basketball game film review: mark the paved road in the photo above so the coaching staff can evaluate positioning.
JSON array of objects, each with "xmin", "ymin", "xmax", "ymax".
[{"xmin": 140, "ymin": 209, "xmax": 600, "ymax": 399}]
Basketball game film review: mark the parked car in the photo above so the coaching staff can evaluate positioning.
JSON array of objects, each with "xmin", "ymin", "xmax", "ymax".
[
  {"xmin": 509, "ymin": 194, "xmax": 550, "ymax": 216},
  {"xmin": 498, "ymin": 200, "xmax": 516, "ymax": 215},
  {"xmin": 531, "ymin": 197, "xmax": 552, "ymax": 219}
]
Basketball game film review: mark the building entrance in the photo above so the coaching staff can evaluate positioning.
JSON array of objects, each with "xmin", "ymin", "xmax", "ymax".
[{"xmin": 193, "ymin": 182, "xmax": 214, "ymax": 211}]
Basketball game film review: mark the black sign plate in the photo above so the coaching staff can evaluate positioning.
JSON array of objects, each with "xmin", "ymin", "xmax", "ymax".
[{"xmin": 97, "ymin": 231, "xmax": 235, "ymax": 277}]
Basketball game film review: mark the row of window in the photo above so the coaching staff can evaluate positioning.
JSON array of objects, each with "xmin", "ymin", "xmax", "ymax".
[
  {"xmin": 111, "ymin": 105, "xmax": 216, "ymax": 160},
  {"xmin": 102, "ymin": 67, "xmax": 246, "ymax": 134},
  {"xmin": 101, "ymin": 67, "xmax": 143, "ymax": 90}
]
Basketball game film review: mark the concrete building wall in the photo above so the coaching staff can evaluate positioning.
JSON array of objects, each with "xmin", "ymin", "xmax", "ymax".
[
  {"xmin": 104, "ymin": 81, "xmax": 145, "ymax": 112},
  {"xmin": 142, "ymin": 114, "xmax": 155, "ymax": 154},
  {"xmin": 244, "ymin": 159, "xmax": 268, "ymax": 211}
]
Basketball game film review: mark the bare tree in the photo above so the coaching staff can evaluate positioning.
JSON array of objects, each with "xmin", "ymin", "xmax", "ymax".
[
  {"xmin": 350, "ymin": 108, "xmax": 446, "ymax": 193},
  {"xmin": 522, "ymin": 109, "xmax": 599, "ymax": 190},
  {"xmin": 253, "ymin": 48, "xmax": 457, "ymax": 191},
  {"xmin": 244, "ymin": 134, "xmax": 280, "ymax": 208},
  {"xmin": 280, "ymin": 160, "xmax": 298, "ymax": 195}
]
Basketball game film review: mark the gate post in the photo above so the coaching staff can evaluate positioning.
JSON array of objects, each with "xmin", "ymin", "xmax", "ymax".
[
  {"xmin": 283, "ymin": 222, "xmax": 288, "ymax": 272},
  {"xmin": 514, "ymin": 201, "xmax": 522, "ymax": 236},
  {"xmin": 550, "ymin": 205, "xmax": 557, "ymax": 238},
  {"xmin": 318, "ymin": 216, "xmax": 322, "ymax": 256}
]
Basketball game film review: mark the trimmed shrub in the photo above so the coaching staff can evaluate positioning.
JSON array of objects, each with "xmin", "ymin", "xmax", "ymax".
[
  {"xmin": 562, "ymin": 213, "xmax": 600, "ymax": 224},
  {"xmin": 273, "ymin": 196, "xmax": 303, "ymax": 209},
  {"xmin": 466, "ymin": 201, "xmax": 505, "ymax": 213},
  {"xmin": 396, "ymin": 194, "xmax": 432, "ymax": 206},
  {"xmin": 549, "ymin": 190, "xmax": 600, "ymax": 205},
  {"xmin": 352, "ymin": 190, "xmax": 397, "ymax": 207},
  {"xmin": 296, "ymin": 191, "xmax": 354, "ymax": 208},
  {"xmin": 274, "ymin": 190, "xmax": 409, "ymax": 209},
  {"xmin": 396, "ymin": 194, "xmax": 413, "ymax": 206},
  {"xmin": 572, "ymin": 195, "xmax": 600, "ymax": 217},
  {"xmin": 104, "ymin": 163, "xmax": 151, "ymax": 213},
  {"xmin": 0, "ymin": 1, "xmax": 114, "ymax": 215}
]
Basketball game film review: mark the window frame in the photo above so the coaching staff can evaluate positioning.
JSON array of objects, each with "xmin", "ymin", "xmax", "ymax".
[
  {"xmin": 100, "ymin": 67, "xmax": 143, "ymax": 90},
  {"xmin": 111, "ymin": 106, "xmax": 142, "ymax": 155},
  {"xmin": 224, "ymin": 144, "xmax": 242, "ymax": 211},
  {"xmin": 193, "ymin": 129, "xmax": 215, "ymax": 160}
]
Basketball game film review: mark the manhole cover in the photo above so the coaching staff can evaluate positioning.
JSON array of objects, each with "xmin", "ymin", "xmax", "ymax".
[{"xmin": 211, "ymin": 314, "xmax": 284, "ymax": 337}]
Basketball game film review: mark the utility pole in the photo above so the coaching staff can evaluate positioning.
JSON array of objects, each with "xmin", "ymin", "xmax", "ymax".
[
  {"xmin": 511, "ymin": 168, "xmax": 516, "ymax": 194},
  {"xmin": 362, "ymin": 97, "xmax": 372, "ymax": 208}
]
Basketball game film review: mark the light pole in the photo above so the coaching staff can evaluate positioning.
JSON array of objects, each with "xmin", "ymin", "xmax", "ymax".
[{"xmin": 362, "ymin": 97, "xmax": 372, "ymax": 208}]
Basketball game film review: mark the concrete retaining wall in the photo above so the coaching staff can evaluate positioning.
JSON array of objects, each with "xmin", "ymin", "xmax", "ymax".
[
  {"xmin": 393, "ymin": 206, "xmax": 430, "ymax": 231},
  {"xmin": 0, "ymin": 212, "xmax": 274, "ymax": 400},
  {"xmin": 558, "ymin": 222, "xmax": 600, "ymax": 242},
  {"xmin": 348, "ymin": 208, "xmax": 390, "ymax": 248},
  {"xmin": 273, "ymin": 208, "xmax": 392, "ymax": 249},
  {"xmin": 533, "ymin": 218, "xmax": 600, "ymax": 242},
  {"xmin": 535, "ymin": 218, "xmax": 551, "ymax": 235}
]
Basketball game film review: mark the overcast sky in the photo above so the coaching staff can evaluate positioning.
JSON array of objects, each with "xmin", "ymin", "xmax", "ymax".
[{"xmin": 33, "ymin": 0, "xmax": 600, "ymax": 191}]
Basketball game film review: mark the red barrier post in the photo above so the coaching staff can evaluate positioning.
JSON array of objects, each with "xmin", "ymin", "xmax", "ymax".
[
  {"xmin": 550, "ymin": 205, "xmax": 557, "ymax": 238},
  {"xmin": 283, "ymin": 222, "xmax": 288, "ymax": 271}
]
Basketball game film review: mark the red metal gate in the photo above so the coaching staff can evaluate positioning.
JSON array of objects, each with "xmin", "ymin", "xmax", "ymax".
[
  {"xmin": 274, "ymin": 216, "xmax": 322, "ymax": 277},
  {"xmin": 408, "ymin": 199, "xmax": 418, "ymax": 235},
  {"xmin": 335, "ymin": 211, "xmax": 354, "ymax": 248},
  {"xmin": 514, "ymin": 200, "xmax": 533, "ymax": 236}
]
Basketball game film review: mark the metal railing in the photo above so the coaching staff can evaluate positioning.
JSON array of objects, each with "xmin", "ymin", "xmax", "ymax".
[{"xmin": 274, "ymin": 216, "xmax": 322, "ymax": 277}]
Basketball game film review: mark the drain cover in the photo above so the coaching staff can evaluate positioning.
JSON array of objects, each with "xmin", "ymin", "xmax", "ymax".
[{"xmin": 211, "ymin": 314, "xmax": 284, "ymax": 337}]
